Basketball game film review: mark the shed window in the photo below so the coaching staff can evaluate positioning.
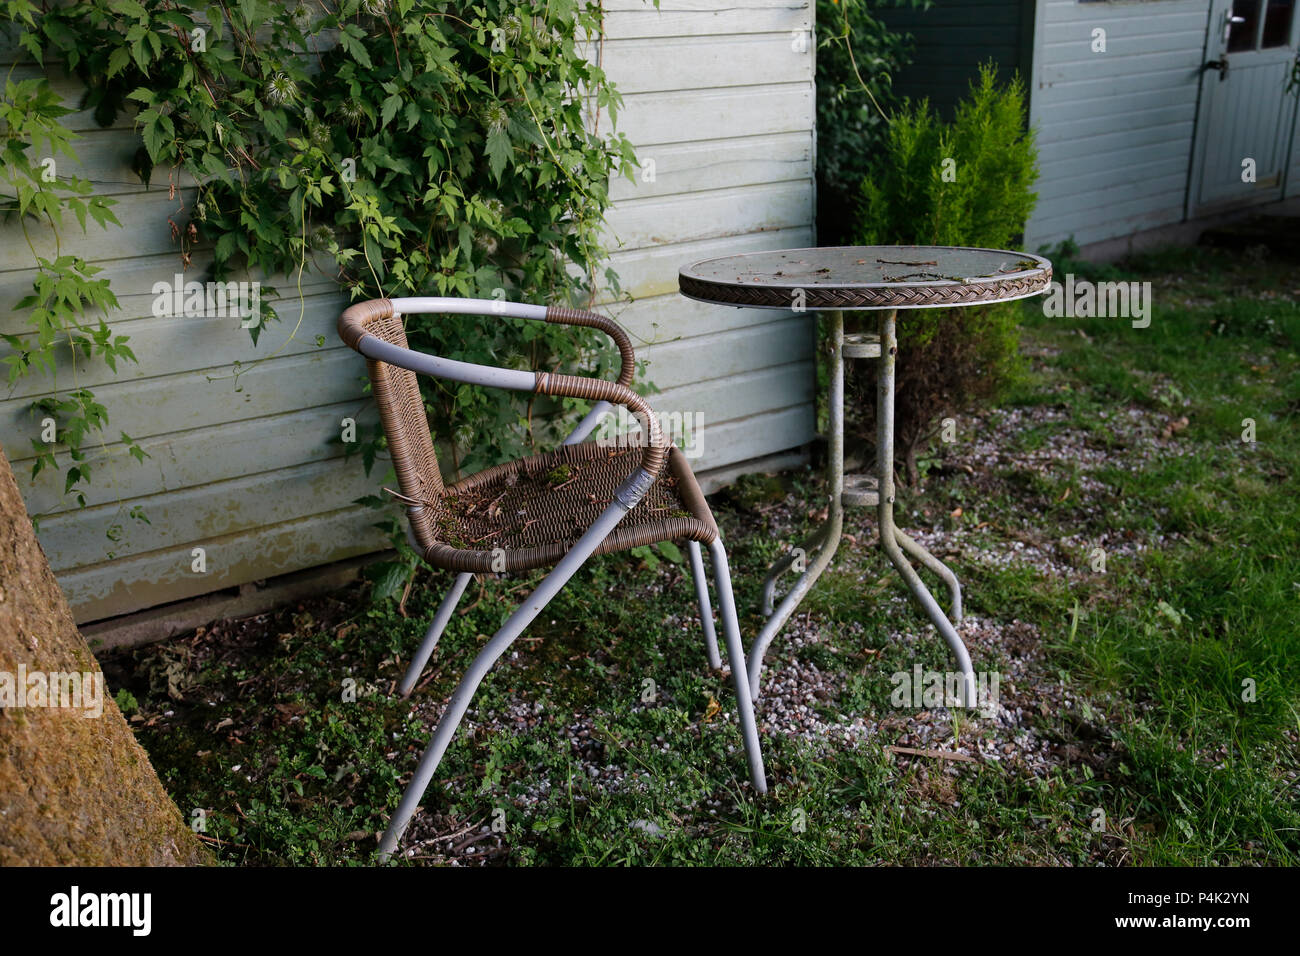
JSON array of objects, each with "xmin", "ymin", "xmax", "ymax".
[
  {"xmin": 1227, "ymin": 0, "xmax": 1296, "ymax": 49},
  {"xmin": 1227, "ymin": 0, "xmax": 1261, "ymax": 52},
  {"xmin": 1261, "ymin": 0, "xmax": 1295, "ymax": 47}
]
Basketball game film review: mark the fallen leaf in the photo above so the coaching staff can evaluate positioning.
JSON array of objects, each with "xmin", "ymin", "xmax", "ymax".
[
  {"xmin": 702, "ymin": 695, "xmax": 721, "ymax": 723},
  {"xmin": 1057, "ymin": 487, "xmax": 1071, "ymax": 503},
  {"xmin": 950, "ymin": 506, "xmax": 963, "ymax": 518},
  {"xmin": 1161, "ymin": 416, "xmax": 1189, "ymax": 439}
]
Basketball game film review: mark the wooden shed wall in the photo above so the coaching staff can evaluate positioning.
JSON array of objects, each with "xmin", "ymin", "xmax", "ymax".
[
  {"xmin": 1, "ymin": 1, "xmax": 817, "ymax": 623},
  {"xmin": 1023, "ymin": 0, "xmax": 1213, "ymax": 249}
]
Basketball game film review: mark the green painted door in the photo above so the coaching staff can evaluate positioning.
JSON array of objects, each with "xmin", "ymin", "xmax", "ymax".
[{"xmin": 1189, "ymin": 0, "xmax": 1300, "ymax": 213}]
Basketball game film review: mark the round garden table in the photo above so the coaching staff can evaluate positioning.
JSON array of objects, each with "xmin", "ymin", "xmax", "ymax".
[{"xmin": 679, "ymin": 246, "xmax": 1053, "ymax": 706}]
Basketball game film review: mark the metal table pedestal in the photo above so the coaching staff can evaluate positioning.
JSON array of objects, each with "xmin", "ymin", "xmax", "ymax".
[{"xmin": 678, "ymin": 245, "xmax": 1053, "ymax": 710}]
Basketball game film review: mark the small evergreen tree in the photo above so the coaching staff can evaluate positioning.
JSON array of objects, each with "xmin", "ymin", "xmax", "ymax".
[{"xmin": 852, "ymin": 65, "xmax": 1039, "ymax": 481}]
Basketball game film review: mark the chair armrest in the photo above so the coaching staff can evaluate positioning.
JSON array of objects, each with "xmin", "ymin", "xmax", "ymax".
[
  {"xmin": 544, "ymin": 305, "xmax": 636, "ymax": 389},
  {"xmin": 340, "ymin": 297, "xmax": 635, "ymax": 389},
  {"xmin": 535, "ymin": 370, "xmax": 667, "ymax": 475},
  {"xmin": 344, "ymin": 302, "xmax": 667, "ymax": 478},
  {"xmin": 338, "ymin": 297, "xmax": 396, "ymax": 351}
]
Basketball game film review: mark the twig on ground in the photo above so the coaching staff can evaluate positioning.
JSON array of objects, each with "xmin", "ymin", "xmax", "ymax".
[{"xmin": 886, "ymin": 745, "xmax": 979, "ymax": 763}]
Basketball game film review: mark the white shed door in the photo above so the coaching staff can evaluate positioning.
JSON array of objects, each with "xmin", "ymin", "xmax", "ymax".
[{"xmin": 1189, "ymin": 0, "xmax": 1300, "ymax": 213}]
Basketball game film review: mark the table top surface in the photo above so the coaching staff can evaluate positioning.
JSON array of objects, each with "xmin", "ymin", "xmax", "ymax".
[{"xmin": 679, "ymin": 245, "xmax": 1053, "ymax": 311}]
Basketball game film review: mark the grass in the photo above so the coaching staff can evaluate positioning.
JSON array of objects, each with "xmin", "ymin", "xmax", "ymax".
[{"xmin": 103, "ymin": 242, "xmax": 1300, "ymax": 866}]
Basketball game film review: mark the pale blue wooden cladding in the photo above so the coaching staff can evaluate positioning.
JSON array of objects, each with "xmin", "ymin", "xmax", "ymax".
[
  {"xmin": 596, "ymin": 0, "xmax": 817, "ymax": 484},
  {"xmin": 0, "ymin": 62, "xmax": 377, "ymax": 624},
  {"xmin": 1025, "ymin": 0, "xmax": 1215, "ymax": 249},
  {"xmin": 2, "ymin": 1, "xmax": 817, "ymax": 623}
]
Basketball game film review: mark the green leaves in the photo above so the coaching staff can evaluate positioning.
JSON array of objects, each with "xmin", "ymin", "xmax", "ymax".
[
  {"xmin": 849, "ymin": 62, "xmax": 1035, "ymax": 468},
  {"xmin": 484, "ymin": 127, "xmax": 512, "ymax": 181},
  {"xmin": 236, "ymin": 0, "xmax": 270, "ymax": 31},
  {"xmin": 137, "ymin": 108, "xmax": 174, "ymax": 161},
  {"xmin": 379, "ymin": 91, "xmax": 401, "ymax": 127},
  {"xmin": 6, "ymin": 0, "xmax": 633, "ymax": 516},
  {"xmin": 338, "ymin": 23, "xmax": 374, "ymax": 69},
  {"xmin": 629, "ymin": 541, "xmax": 683, "ymax": 571},
  {"xmin": 363, "ymin": 560, "xmax": 412, "ymax": 603},
  {"xmin": 815, "ymin": 0, "xmax": 930, "ymax": 244},
  {"xmin": 655, "ymin": 541, "xmax": 683, "ymax": 564},
  {"xmin": 110, "ymin": 0, "xmax": 150, "ymax": 19},
  {"xmin": 855, "ymin": 63, "xmax": 1037, "ymax": 250}
]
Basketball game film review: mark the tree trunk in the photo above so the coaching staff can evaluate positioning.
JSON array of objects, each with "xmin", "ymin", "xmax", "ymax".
[{"xmin": 0, "ymin": 443, "xmax": 209, "ymax": 865}]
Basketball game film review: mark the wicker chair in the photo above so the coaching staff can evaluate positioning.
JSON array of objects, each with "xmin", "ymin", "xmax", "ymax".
[{"xmin": 339, "ymin": 296, "xmax": 767, "ymax": 856}]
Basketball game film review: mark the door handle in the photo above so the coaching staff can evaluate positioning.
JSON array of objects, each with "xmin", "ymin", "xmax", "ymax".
[
  {"xmin": 1223, "ymin": 12, "xmax": 1246, "ymax": 43},
  {"xmin": 1203, "ymin": 58, "xmax": 1229, "ymax": 81}
]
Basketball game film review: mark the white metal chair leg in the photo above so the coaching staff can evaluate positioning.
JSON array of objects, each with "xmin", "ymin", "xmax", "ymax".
[
  {"xmin": 379, "ymin": 536, "xmax": 770, "ymax": 857},
  {"xmin": 378, "ymin": 487, "xmax": 766, "ymax": 856},
  {"xmin": 378, "ymin": 493, "xmax": 642, "ymax": 858},
  {"xmin": 398, "ymin": 571, "xmax": 474, "ymax": 699},
  {"xmin": 379, "ymin": 553, "xmax": 603, "ymax": 856},
  {"xmin": 687, "ymin": 539, "xmax": 722, "ymax": 670},
  {"xmin": 709, "ymin": 539, "xmax": 768, "ymax": 795}
]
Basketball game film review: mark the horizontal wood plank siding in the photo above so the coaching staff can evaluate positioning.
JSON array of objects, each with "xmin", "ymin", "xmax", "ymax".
[
  {"xmin": 592, "ymin": 0, "xmax": 816, "ymax": 487},
  {"xmin": 3, "ymin": 2, "xmax": 816, "ymax": 622},
  {"xmin": 1024, "ymin": 0, "xmax": 1212, "ymax": 249}
]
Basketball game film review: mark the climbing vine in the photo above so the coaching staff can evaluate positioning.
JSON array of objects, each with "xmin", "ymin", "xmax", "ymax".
[{"xmin": 2, "ymin": 0, "xmax": 636, "ymax": 517}]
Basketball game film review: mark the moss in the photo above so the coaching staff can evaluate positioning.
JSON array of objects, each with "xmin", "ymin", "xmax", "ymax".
[
  {"xmin": 433, "ymin": 513, "xmax": 470, "ymax": 549},
  {"xmin": 0, "ymin": 448, "xmax": 211, "ymax": 866},
  {"xmin": 722, "ymin": 473, "xmax": 792, "ymax": 511}
]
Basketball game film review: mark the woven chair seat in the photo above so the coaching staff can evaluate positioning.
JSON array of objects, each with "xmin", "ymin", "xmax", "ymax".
[{"xmin": 417, "ymin": 442, "xmax": 719, "ymax": 573}]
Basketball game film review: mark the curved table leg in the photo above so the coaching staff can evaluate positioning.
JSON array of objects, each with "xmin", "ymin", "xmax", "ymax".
[
  {"xmin": 893, "ymin": 529, "xmax": 962, "ymax": 625},
  {"xmin": 747, "ymin": 310, "xmax": 846, "ymax": 702},
  {"xmin": 760, "ymin": 520, "xmax": 832, "ymax": 617},
  {"xmin": 877, "ymin": 309, "xmax": 976, "ymax": 708},
  {"xmin": 746, "ymin": 509, "xmax": 843, "ymax": 702},
  {"xmin": 879, "ymin": 523, "xmax": 976, "ymax": 707}
]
